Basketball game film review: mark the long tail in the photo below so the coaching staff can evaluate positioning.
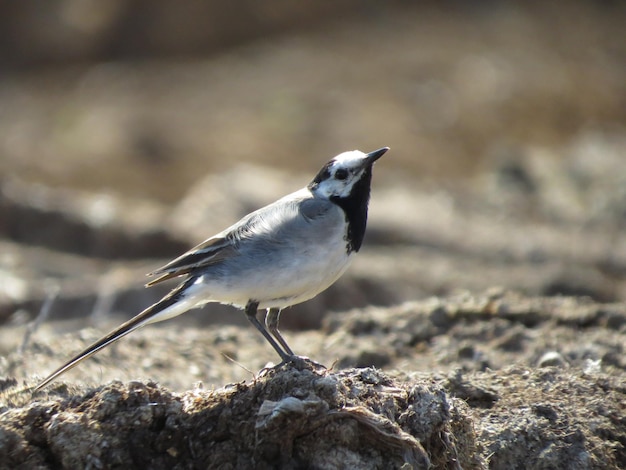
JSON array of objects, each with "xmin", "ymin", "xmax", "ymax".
[{"xmin": 34, "ymin": 278, "xmax": 198, "ymax": 392}]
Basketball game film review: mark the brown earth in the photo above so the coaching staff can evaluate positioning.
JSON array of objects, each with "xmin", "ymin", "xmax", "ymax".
[
  {"xmin": 1, "ymin": 1, "xmax": 626, "ymax": 469},
  {"xmin": 1, "ymin": 291, "xmax": 625, "ymax": 468}
]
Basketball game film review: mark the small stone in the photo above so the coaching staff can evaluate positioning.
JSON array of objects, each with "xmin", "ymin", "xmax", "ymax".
[{"xmin": 537, "ymin": 351, "xmax": 567, "ymax": 368}]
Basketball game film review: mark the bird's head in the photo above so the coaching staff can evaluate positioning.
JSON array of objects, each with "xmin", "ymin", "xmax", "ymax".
[{"xmin": 308, "ymin": 147, "xmax": 389, "ymax": 200}]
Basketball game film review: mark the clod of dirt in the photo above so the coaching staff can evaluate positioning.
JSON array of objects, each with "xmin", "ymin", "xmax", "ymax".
[{"xmin": 1, "ymin": 365, "xmax": 475, "ymax": 469}]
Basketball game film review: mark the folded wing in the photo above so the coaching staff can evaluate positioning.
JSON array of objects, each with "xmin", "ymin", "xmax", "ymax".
[{"xmin": 146, "ymin": 236, "xmax": 238, "ymax": 286}]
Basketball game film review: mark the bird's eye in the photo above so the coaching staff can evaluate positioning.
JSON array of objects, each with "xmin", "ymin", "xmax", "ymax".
[{"xmin": 335, "ymin": 169, "xmax": 349, "ymax": 180}]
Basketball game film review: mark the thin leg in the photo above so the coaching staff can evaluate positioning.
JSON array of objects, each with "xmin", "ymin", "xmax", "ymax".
[
  {"xmin": 265, "ymin": 308, "xmax": 295, "ymax": 356},
  {"xmin": 244, "ymin": 301, "xmax": 291, "ymax": 361}
]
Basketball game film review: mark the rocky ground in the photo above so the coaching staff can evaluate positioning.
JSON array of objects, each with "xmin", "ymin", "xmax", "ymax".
[{"xmin": 1, "ymin": 1, "xmax": 626, "ymax": 469}]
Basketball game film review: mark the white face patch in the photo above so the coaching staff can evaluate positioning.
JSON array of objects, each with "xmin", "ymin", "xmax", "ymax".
[{"xmin": 310, "ymin": 150, "xmax": 371, "ymax": 199}]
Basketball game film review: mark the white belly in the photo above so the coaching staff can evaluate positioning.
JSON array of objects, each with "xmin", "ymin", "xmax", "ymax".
[
  {"xmin": 194, "ymin": 242, "xmax": 353, "ymax": 309},
  {"xmin": 255, "ymin": 246, "xmax": 353, "ymax": 309}
]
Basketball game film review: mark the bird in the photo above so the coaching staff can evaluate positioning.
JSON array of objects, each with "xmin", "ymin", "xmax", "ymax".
[{"xmin": 34, "ymin": 147, "xmax": 389, "ymax": 391}]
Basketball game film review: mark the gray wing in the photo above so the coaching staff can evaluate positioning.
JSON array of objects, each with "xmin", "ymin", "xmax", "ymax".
[
  {"xmin": 146, "ymin": 235, "xmax": 239, "ymax": 286},
  {"xmin": 146, "ymin": 192, "xmax": 334, "ymax": 286}
]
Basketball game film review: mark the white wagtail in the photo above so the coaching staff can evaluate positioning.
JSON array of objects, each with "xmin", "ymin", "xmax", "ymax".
[{"xmin": 35, "ymin": 147, "xmax": 389, "ymax": 390}]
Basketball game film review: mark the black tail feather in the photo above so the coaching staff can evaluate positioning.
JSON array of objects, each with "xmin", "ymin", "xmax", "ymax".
[{"xmin": 34, "ymin": 279, "xmax": 192, "ymax": 391}]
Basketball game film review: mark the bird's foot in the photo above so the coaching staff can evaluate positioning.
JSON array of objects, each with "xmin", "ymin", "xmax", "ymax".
[
  {"xmin": 259, "ymin": 355, "xmax": 327, "ymax": 376},
  {"xmin": 283, "ymin": 355, "xmax": 327, "ymax": 371}
]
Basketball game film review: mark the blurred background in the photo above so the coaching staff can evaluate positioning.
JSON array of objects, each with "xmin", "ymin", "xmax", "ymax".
[{"xmin": 1, "ymin": 0, "xmax": 625, "ymax": 334}]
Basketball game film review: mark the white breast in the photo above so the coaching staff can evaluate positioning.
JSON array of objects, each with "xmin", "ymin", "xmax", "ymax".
[{"xmin": 255, "ymin": 236, "xmax": 353, "ymax": 309}]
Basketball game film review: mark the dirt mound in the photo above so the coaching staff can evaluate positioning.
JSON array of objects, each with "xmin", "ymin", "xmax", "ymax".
[
  {"xmin": 1, "ymin": 291, "xmax": 625, "ymax": 469},
  {"xmin": 3, "ymin": 366, "xmax": 460, "ymax": 469},
  {"xmin": 1, "ymin": 362, "xmax": 623, "ymax": 469}
]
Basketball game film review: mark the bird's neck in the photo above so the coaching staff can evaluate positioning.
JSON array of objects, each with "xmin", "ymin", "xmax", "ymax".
[{"xmin": 330, "ymin": 167, "xmax": 372, "ymax": 253}]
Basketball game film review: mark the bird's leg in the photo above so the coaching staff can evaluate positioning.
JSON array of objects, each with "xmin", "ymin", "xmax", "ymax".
[
  {"xmin": 244, "ymin": 301, "xmax": 291, "ymax": 362},
  {"xmin": 264, "ymin": 307, "xmax": 327, "ymax": 372},
  {"xmin": 265, "ymin": 308, "xmax": 295, "ymax": 357}
]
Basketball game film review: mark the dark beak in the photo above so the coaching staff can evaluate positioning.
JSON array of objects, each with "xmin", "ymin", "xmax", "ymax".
[{"xmin": 365, "ymin": 147, "xmax": 389, "ymax": 164}]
